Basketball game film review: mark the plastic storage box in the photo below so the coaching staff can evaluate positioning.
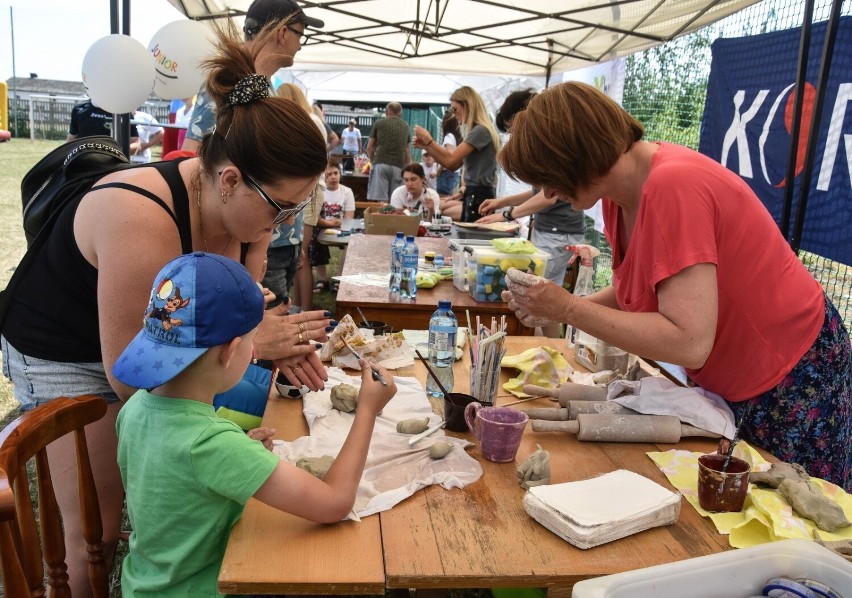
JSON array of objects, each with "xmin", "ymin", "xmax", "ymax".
[
  {"xmin": 449, "ymin": 239, "xmax": 493, "ymax": 291},
  {"xmin": 467, "ymin": 247, "xmax": 550, "ymax": 302},
  {"xmin": 571, "ymin": 539, "xmax": 852, "ymax": 598}
]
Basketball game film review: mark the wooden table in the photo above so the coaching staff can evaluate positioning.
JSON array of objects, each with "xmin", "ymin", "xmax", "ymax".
[
  {"xmin": 220, "ymin": 337, "xmax": 747, "ymax": 595},
  {"xmin": 335, "ymin": 234, "xmax": 534, "ymax": 336}
]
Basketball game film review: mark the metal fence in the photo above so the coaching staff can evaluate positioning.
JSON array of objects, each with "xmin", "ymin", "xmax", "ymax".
[
  {"xmin": 586, "ymin": 0, "xmax": 852, "ymax": 329},
  {"xmin": 6, "ymin": 96, "xmax": 170, "ymax": 141}
]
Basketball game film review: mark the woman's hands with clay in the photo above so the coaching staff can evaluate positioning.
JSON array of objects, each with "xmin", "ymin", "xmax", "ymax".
[
  {"xmin": 255, "ymin": 305, "xmax": 332, "ymax": 390},
  {"xmin": 501, "ymin": 268, "xmax": 571, "ymax": 328},
  {"xmin": 275, "ymin": 350, "xmax": 328, "ymax": 391}
]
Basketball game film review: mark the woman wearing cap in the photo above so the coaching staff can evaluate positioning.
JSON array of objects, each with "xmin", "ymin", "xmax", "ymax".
[
  {"xmin": 413, "ymin": 86, "xmax": 500, "ymax": 222},
  {"xmin": 1, "ymin": 23, "xmax": 329, "ymax": 595},
  {"xmin": 499, "ymin": 81, "xmax": 851, "ymax": 491}
]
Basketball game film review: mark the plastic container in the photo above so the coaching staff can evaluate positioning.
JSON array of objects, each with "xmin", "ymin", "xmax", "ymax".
[
  {"xmin": 574, "ymin": 332, "xmax": 629, "ymax": 374},
  {"xmin": 389, "ymin": 231, "xmax": 405, "ymax": 297},
  {"xmin": 426, "ymin": 300, "xmax": 457, "ymax": 398},
  {"xmin": 466, "ymin": 247, "xmax": 551, "ymax": 302},
  {"xmin": 449, "ymin": 239, "xmax": 492, "ymax": 291},
  {"xmin": 399, "ymin": 235, "xmax": 418, "ymax": 301},
  {"xmin": 571, "ymin": 539, "xmax": 852, "ymax": 598}
]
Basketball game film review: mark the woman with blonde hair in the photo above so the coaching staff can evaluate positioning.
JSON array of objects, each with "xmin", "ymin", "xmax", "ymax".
[{"xmin": 413, "ymin": 86, "xmax": 500, "ymax": 222}]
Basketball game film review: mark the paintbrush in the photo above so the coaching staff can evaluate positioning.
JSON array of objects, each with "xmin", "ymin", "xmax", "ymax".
[
  {"xmin": 356, "ymin": 306, "xmax": 369, "ymax": 326},
  {"xmin": 414, "ymin": 349, "xmax": 451, "ymax": 398},
  {"xmin": 341, "ymin": 337, "xmax": 388, "ymax": 386}
]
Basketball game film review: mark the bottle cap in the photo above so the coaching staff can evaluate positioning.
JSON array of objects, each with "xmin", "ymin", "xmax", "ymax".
[
  {"xmin": 438, "ymin": 299, "xmax": 452, "ymax": 310},
  {"xmin": 406, "ymin": 235, "xmax": 415, "ymax": 241},
  {"xmin": 396, "ymin": 231, "xmax": 405, "ymax": 238}
]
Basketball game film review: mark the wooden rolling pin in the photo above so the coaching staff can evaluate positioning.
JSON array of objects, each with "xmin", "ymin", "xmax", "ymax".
[
  {"xmin": 523, "ymin": 382, "xmax": 606, "ymax": 405},
  {"xmin": 524, "ymin": 401, "xmax": 636, "ymax": 421},
  {"xmin": 531, "ymin": 413, "xmax": 722, "ymax": 443}
]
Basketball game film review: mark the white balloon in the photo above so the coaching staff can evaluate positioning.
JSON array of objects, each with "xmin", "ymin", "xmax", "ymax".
[
  {"xmin": 82, "ymin": 34, "xmax": 154, "ymax": 114},
  {"xmin": 148, "ymin": 20, "xmax": 216, "ymax": 100}
]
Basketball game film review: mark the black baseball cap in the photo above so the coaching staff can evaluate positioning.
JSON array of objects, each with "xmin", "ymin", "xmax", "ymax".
[{"xmin": 243, "ymin": 0, "xmax": 324, "ymax": 38}]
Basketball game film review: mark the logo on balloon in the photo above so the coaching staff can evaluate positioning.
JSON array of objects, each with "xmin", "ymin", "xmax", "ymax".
[{"xmin": 147, "ymin": 20, "xmax": 216, "ymax": 100}]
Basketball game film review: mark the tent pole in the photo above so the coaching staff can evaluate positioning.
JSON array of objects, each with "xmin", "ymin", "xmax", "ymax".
[
  {"xmin": 545, "ymin": 38, "xmax": 554, "ymax": 88},
  {"xmin": 790, "ymin": 0, "xmax": 843, "ymax": 254},
  {"xmin": 779, "ymin": 0, "xmax": 814, "ymax": 241}
]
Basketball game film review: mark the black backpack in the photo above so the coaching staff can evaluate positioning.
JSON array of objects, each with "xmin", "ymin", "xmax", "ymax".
[{"xmin": 0, "ymin": 136, "xmax": 131, "ymax": 330}]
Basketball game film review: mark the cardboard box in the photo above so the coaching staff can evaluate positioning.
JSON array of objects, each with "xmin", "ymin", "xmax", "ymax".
[
  {"xmin": 571, "ymin": 539, "xmax": 852, "ymax": 598},
  {"xmin": 363, "ymin": 206, "xmax": 421, "ymax": 236}
]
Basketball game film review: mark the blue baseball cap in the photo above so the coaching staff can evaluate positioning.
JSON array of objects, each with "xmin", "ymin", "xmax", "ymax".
[{"xmin": 113, "ymin": 252, "xmax": 265, "ymax": 390}]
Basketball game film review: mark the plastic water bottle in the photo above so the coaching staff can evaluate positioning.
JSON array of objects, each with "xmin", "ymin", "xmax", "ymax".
[
  {"xmin": 399, "ymin": 235, "xmax": 418, "ymax": 300},
  {"xmin": 566, "ymin": 245, "xmax": 600, "ymax": 348},
  {"xmin": 426, "ymin": 300, "xmax": 457, "ymax": 398},
  {"xmin": 389, "ymin": 231, "xmax": 405, "ymax": 298}
]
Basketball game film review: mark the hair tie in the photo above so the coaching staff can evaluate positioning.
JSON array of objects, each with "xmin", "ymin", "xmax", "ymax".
[{"xmin": 227, "ymin": 74, "xmax": 270, "ymax": 109}]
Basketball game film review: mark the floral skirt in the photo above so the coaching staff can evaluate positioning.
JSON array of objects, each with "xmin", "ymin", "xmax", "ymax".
[{"xmin": 729, "ymin": 294, "xmax": 852, "ymax": 491}]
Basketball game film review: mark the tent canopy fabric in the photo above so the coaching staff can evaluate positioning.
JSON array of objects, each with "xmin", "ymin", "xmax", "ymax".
[{"xmin": 166, "ymin": 0, "xmax": 761, "ymax": 78}]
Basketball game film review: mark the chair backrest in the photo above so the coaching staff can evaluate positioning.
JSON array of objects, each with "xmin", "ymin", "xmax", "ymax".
[{"xmin": 0, "ymin": 394, "xmax": 109, "ymax": 597}]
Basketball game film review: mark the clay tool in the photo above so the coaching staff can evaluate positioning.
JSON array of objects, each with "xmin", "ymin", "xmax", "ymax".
[
  {"xmin": 356, "ymin": 306, "xmax": 369, "ymax": 326},
  {"xmin": 523, "ymin": 382, "xmax": 607, "ymax": 405},
  {"xmin": 408, "ymin": 421, "xmax": 446, "ymax": 445},
  {"xmin": 523, "ymin": 402, "xmax": 636, "ymax": 421},
  {"xmin": 531, "ymin": 413, "xmax": 722, "ymax": 443},
  {"xmin": 414, "ymin": 349, "xmax": 451, "ymax": 398},
  {"xmin": 341, "ymin": 337, "xmax": 388, "ymax": 386}
]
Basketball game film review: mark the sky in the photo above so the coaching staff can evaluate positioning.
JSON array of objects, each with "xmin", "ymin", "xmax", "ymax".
[{"xmin": 1, "ymin": 0, "xmax": 186, "ymax": 83}]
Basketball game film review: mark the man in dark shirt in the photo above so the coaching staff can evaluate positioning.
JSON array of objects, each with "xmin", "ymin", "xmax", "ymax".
[
  {"xmin": 366, "ymin": 102, "xmax": 411, "ymax": 200},
  {"xmin": 67, "ymin": 99, "xmax": 138, "ymax": 141}
]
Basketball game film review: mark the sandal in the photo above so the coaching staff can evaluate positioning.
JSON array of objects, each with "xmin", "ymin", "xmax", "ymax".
[
  {"xmin": 312, "ymin": 279, "xmax": 329, "ymax": 294},
  {"xmin": 330, "ymin": 281, "xmax": 340, "ymax": 293}
]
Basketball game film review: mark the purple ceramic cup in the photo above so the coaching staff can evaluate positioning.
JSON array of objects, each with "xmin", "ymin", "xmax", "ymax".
[{"xmin": 464, "ymin": 402, "xmax": 529, "ymax": 462}]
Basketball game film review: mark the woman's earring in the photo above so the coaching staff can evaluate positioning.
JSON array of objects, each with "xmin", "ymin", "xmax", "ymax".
[{"xmin": 221, "ymin": 189, "xmax": 230, "ymax": 204}]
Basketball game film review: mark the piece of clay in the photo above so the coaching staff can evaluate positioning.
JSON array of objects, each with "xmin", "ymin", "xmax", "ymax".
[
  {"xmin": 777, "ymin": 478, "xmax": 851, "ymax": 532},
  {"xmin": 295, "ymin": 455, "xmax": 335, "ymax": 479},
  {"xmin": 814, "ymin": 531, "xmax": 852, "ymax": 562},
  {"xmin": 397, "ymin": 418, "xmax": 430, "ymax": 434},
  {"xmin": 330, "ymin": 383, "xmax": 358, "ymax": 412},
  {"xmin": 429, "ymin": 441, "xmax": 452, "ymax": 459},
  {"xmin": 516, "ymin": 444, "xmax": 551, "ymax": 489},
  {"xmin": 751, "ymin": 462, "xmax": 809, "ymax": 488}
]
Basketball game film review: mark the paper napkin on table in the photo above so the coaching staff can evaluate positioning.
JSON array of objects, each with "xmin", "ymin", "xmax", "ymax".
[{"xmin": 523, "ymin": 469, "xmax": 681, "ymax": 549}]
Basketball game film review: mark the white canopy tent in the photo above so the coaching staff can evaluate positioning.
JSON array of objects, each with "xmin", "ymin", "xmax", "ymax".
[{"xmin": 166, "ymin": 0, "xmax": 761, "ymax": 80}]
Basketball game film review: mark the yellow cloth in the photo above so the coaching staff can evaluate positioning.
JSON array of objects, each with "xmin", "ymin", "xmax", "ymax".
[
  {"xmin": 500, "ymin": 347, "xmax": 570, "ymax": 397},
  {"xmin": 647, "ymin": 443, "xmax": 852, "ymax": 548}
]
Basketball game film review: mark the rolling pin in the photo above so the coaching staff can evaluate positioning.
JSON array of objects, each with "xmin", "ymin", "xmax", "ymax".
[
  {"xmin": 523, "ymin": 382, "xmax": 606, "ymax": 405},
  {"xmin": 523, "ymin": 401, "xmax": 636, "ymax": 421},
  {"xmin": 531, "ymin": 413, "xmax": 722, "ymax": 443}
]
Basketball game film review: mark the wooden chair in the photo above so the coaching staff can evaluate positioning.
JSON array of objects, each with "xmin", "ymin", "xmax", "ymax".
[{"xmin": 0, "ymin": 394, "xmax": 109, "ymax": 597}]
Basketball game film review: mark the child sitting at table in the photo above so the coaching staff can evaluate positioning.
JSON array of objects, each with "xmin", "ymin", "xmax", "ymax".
[
  {"xmin": 310, "ymin": 158, "xmax": 355, "ymax": 294},
  {"xmin": 112, "ymin": 252, "xmax": 396, "ymax": 597}
]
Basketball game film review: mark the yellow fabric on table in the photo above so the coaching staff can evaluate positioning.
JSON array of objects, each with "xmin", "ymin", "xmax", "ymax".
[
  {"xmin": 500, "ymin": 346, "xmax": 570, "ymax": 397},
  {"xmin": 648, "ymin": 443, "xmax": 852, "ymax": 548}
]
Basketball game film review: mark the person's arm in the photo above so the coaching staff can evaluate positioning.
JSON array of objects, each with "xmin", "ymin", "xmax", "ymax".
[
  {"xmin": 327, "ymin": 130, "xmax": 340, "ymax": 153},
  {"xmin": 254, "ymin": 360, "xmax": 397, "ymax": 522},
  {"xmin": 66, "ymin": 134, "xmax": 78, "ymax": 141},
  {"xmin": 403, "ymin": 139, "xmax": 411, "ymax": 165},
  {"xmin": 366, "ymin": 137, "xmax": 375, "ymax": 161},
  {"xmin": 504, "ymin": 263, "xmax": 718, "ymax": 369},
  {"xmin": 412, "ymin": 125, "xmax": 472, "ymax": 171},
  {"xmin": 356, "ymin": 132, "xmax": 362, "ymax": 153}
]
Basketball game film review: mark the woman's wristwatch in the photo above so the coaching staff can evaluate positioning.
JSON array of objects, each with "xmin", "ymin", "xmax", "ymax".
[{"xmin": 504, "ymin": 206, "xmax": 514, "ymax": 221}]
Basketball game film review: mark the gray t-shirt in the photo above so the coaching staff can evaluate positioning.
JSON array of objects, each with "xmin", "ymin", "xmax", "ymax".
[
  {"xmin": 370, "ymin": 117, "xmax": 411, "ymax": 169},
  {"xmin": 535, "ymin": 200, "xmax": 585, "ymax": 235},
  {"xmin": 463, "ymin": 124, "xmax": 497, "ymax": 187}
]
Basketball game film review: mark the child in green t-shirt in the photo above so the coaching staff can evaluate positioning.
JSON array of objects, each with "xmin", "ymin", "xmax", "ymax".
[{"xmin": 113, "ymin": 252, "xmax": 396, "ymax": 597}]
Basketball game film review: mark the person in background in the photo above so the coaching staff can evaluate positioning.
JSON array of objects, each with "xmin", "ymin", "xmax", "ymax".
[
  {"xmin": 67, "ymin": 98, "xmax": 139, "ymax": 141},
  {"xmin": 313, "ymin": 103, "xmax": 340, "ymax": 153},
  {"xmin": 477, "ymin": 88, "xmax": 585, "ymax": 338},
  {"xmin": 129, "ymin": 109, "xmax": 164, "ymax": 164},
  {"xmin": 499, "ymin": 81, "xmax": 852, "ymax": 490},
  {"xmin": 174, "ymin": 96, "xmax": 195, "ymax": 149},
  {"xmin": 340, "ymin": 118, "xmax": 362, "ymax": 171},
  {"xmin": 310, "ymin": 158, "xmax": 354, "ymax": 294},
  {"xmin": 413, "ymin": 86, "xmax": 499, "ymax": 222},
  {"xmin": 181, "ymin": 0, "xmax": 324, "ymax": 153},
  {"xmin": 1, "ymin": 24, "xmax": 330, "ymax": 596},
  {"xmin": 273, "ymin": 83, "xmax": 329, "ymax": 313},
  {"xmin": 435, "ymin": 110, "xmax": 463, "ymax": 196},
  {"xmin": 367, "ymin": 101, "xmax": 411, "ymax": 200},
  {"xmin": 390, "ymin": 162, "xmax": 440, "ymax": 220},
  {"xmin": 420, "ymin": 150, "xmax": 438, "ymax": 190},
  {"xmin": 114, "ymin": 252, "xmax": 396, "ymax": 597}
]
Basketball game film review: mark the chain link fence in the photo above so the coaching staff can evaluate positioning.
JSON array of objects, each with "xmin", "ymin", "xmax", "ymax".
[{"xmin": 584, "ymin": 0, "xmax": 851, "ymax": 330}]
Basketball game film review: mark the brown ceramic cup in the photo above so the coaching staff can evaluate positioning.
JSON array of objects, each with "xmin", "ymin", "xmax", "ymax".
[{"xmin": 697, "ymin": 453, "xmax": 751, "ymax": 512}]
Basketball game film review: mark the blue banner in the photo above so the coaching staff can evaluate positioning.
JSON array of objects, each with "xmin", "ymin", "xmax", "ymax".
[{"xmin": 699, "ymin": 17, "xmax": 852, "ymax": 264}]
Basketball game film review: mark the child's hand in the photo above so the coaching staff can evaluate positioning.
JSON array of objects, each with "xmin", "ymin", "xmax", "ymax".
[
  {"xmin": 357, "ymin": 358, "xmax": 396, "ymax": 416},
  {"xmin": 247, "ymin": 427, "xmax": 277, "ymax": 450}
]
